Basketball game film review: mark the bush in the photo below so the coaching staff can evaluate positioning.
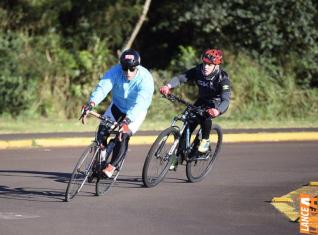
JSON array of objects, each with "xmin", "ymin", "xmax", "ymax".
[
  {"xmin": 0, "ymin": 74, "xmax": 38, "ymax": 116},
  {"xmin": 147, "ymin": 51, "xmax": 318, "ymax": 123},
  {"xmin": 0, "ymin": 32, "xmax": 38, "ymax": 116},
  {"xmin": 225, "ymin": 53, "xmax": 318, "ymax": 120}
]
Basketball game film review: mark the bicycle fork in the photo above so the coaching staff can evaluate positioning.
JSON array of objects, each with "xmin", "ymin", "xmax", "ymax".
[
  {"xmin": 168, "ymin": 126, "xmax": 188, "ymax": 162},
  {"xmin": 168, "ymin": 139, "xmax": 180, "ymax": 157}
]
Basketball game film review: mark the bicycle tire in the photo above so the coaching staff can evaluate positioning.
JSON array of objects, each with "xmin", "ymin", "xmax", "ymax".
[
  {"xmin": 186, "ymin": 124, "xmax": 223, "ymax": 183},
  {"xmin": 65, "ymin": 144, "xmax": 99, "ymax": 202},
  {"xmin": 95, "ymin": 158, "xmax": 125, "ymax": 196},
  {"xmin": 142, "ymin": 127, "xmax": 179, "ymax": 188}
]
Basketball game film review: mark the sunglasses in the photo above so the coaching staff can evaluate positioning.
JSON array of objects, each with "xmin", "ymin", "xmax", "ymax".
[{"xmin": 122, "ymin": 66, "xmax": 137, "ymax": 72}]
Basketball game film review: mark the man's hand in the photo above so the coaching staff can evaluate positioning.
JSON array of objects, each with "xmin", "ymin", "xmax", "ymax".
[
  {"xmin": 80, "ymin": 102, "xmax": 95, "ymax": 124},
  {"xmin": 207, "ymin": 108, "xmax": 220, "ymax": 117},
  {"xmin": 118, "ymin": 119, "xmax": 131, "ymax": 141},
  {"xmin": 159, "ymin": 85, "xmax": 171, "ymax": 95}
]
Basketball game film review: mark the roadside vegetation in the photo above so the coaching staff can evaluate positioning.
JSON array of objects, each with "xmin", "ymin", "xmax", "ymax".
[{"xmin": 0, "ymin": 1, "xmax": 317, "ymax": 133}]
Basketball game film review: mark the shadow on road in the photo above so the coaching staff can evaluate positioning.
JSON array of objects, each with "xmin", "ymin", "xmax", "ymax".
[
  {"xmin": 115, "ymin": 174, "xmax": 188, "ymax": 188},
  {"xmin": 114, "ymin": 175, "xmax": 144, "ymax": 188},
  {"xmin": 0, "ymin": 170, "xmax": 70, "ymax": 202},
  {"xmin": 0, "ymin": 170, "xmax": 188, "ymax": 202}
]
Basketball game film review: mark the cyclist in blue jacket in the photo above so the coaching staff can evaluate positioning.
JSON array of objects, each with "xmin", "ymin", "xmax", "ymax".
[{"xmin": 81, "ymin": 49, "xmax": 154, "ymax": 177}]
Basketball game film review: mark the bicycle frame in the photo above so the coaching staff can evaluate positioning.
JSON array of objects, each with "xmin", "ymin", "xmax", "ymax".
[
  {"xmin": 164, "ymin": 105, "xmax": 198, "ymax": 162},
  {"xmin": 90, "ymin": 110, "xmax": 129, "ymax": 171},
  {"xmin": 165, "ymin": 94, "xmax": 212, "ymax": 162},
  {"xmin": 169, "ymin": 116, "xmax": 194, "ymax": 157}
]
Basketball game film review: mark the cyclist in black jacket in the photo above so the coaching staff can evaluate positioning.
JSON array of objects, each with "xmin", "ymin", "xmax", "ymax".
[{"xmin": 160, "ymin": 49, "xmax": 231, "ymax": 157}]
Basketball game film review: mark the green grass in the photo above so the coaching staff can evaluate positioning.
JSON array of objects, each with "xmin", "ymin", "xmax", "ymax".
[{"xmin": 0, "ymin": 116, "xmax": 317, "ymax": 134}]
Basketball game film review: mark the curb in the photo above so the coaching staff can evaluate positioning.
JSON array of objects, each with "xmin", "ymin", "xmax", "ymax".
[
  {"xmin": 271, "ymin": 181, "xmax": 318, "ymax": 222},
  {"xmin": 0, "ymin": 131, "xmax": 318, "ymax": 149}
]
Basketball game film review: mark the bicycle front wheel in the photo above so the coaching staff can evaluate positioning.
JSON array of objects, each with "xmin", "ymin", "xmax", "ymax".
[
  {"xmin": 142, "ymin": 127, "xmax": 179, "ymax": 188},
  {"xmin": 95, "ymin": 157, "xmax": 125, "ymax": 196},
  {"xmin": 65, "ymin": 143, "xmax": 99, "ymax": 202},
  {"xmin": 186, "ymin": 124, "xmax": 223, "ymax": 183}
]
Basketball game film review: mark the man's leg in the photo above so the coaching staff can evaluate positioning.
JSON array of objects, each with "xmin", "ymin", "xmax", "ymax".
[
  {"xmin": 198, "ymin": 116, "xmax": 212, "ymax": 153},
  {"xmin": 103, "ymin": 106, "xmax": 147, "ymax": 177},
  {"xmin": 110, "ymin": 133, "xmax": 130, "ymax": 167},
  {"xmin": 201, "ymin": 117, "xmax": 212, "ymax": 139}
]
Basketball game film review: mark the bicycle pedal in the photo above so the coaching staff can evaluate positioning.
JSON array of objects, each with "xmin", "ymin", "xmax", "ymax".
[
  {"xmin": 87, "ymin": 176, "xmax": 95, "ymax": 183},
  {"xmin": 196, "ymin": 154, "xmax": 210, "ymax": 161}
]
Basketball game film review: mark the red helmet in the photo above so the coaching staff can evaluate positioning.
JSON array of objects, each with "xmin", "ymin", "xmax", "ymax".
[{"xmin": 201, "ymin": 49, "xmax": 223, "ymax": 65}]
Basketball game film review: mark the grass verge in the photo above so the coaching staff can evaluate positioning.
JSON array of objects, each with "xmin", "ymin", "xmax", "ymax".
[{"xmin": 0, "ymin": 117, "xmax": 317, "ymax": 134}]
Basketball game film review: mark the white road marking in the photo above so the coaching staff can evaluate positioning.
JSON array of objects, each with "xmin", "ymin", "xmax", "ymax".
[{"xmin": 0, "ymin": 212, "xmax": 40, "ymax": 220}]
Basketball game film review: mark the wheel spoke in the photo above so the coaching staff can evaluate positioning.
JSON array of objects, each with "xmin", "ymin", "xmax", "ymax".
[
  {"xmin": 142, "ymin": 127, "xmax": 178, "ymax": 188},
  {"xmin": 186, "ymin": 125, "xmax": 223, "ymax": 183},
  {"xmin": 65, "ymin": 144, "xmax": 99, "ymax": 201},
  {"xmin": 96, "ymin": 158, "xmax": 125, "ymax": 196}
]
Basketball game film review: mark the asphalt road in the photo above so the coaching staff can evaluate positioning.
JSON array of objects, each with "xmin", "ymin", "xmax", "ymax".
[{"xmin": 0, "ymin": 142, "xmax": 317, "ymax": 235}]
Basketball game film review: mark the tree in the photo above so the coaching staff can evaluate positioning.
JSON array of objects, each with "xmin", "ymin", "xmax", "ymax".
[
  {"xmin": 137, "ymin": 0, "xmax": 318, "ymax": 87},
  {"xmin": 121, "ymin": 0, "xmax": 152, "ymax": 53}
]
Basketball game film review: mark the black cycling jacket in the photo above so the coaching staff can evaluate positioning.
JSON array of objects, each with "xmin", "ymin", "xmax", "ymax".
[{"xmin": 167, "ymin": 64, "xmax": 231, "ymax": 114}]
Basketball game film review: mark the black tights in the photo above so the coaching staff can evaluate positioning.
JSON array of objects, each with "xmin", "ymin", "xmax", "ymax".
[
  {"xmin": 192, "ymin": 98, "xmax": 213, "ymax": 139},
  {"xmin": 110, "ymin": 133, "xmax": 130, "ymax": 167},
  {"xmin": 98, "ymin": 104, "xmax": 131, "ymax": 167},
  {"xmin": 189, "ymin": 117, "xmax": 212, "ymax": 139}
]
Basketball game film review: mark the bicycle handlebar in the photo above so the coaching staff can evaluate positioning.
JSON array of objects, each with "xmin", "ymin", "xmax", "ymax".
[
  {"xmin": 88, "ymin": 110, "xmax": 104, "ymax": 120},
  {"xmin": 163, "ymin": 94, "xmax": 206, "ymax": 116},
  {"xmin": 164, "ymin": 94, "xmax": 192, "ymax": 107},
  {"xmin": 87, "ymin": 110, "xmax": 102, "ymax": 119},
  {"xmin": 79, "ymin": 110, "xmax": 119, "ymax": 131},
  {"xmin": 90, "ymin": 111, "xmax": 119, "ymax": 129}
]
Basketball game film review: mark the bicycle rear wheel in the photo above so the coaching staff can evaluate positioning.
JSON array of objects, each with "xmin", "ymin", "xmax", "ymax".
[
  {"xmin": 142, "ymin": 127, "xmax": 179, "ymax": 188},
  {"xmin": 186, "ymin": 124, "xmax": 223, "ymax": 183},
  {"xmin": 95, "ymin": 157, "xmax": 125, "ymax": 196},
  {"xmin": 65, "ymin": 143, "xmax": 99, "ymax": 202}
]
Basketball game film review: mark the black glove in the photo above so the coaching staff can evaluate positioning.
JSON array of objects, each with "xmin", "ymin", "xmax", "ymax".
[
  {"xmin": 80, "ymin": 102, "xmax": 95, "ymax": 123},
  {"xmin": 81, "ymin": 102, "xmax": 95, "ymax": 116}
]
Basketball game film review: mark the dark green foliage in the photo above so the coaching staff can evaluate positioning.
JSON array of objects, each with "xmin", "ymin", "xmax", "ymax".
[
  {"xmin": 137, "ymin": 0, "xmax": 318, "ymax": 87},
  {"xmin": 0, "ymin": 31, "xmax": 38, "ymax": 115},
  {"xmin": 0, "ymin": 0, "xmax": 140, "ymax": 117},
  {"xmin": 0, "ymin": 0, "xmax": 317, "ymax": 121}
]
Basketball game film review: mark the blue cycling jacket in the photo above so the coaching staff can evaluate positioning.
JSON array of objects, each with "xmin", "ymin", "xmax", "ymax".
[{"xmin": 89, "ymin": 64, "xmax": 154, "ymax": 122}]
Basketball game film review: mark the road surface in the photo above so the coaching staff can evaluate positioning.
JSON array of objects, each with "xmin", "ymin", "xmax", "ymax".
[{"xmin": 0, "ymin": 142, "xmax": 317, "ymax": 235}]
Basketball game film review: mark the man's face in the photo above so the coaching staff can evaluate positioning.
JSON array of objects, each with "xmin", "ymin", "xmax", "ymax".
[
  {"xmin": 123, "ymin": 66, "xmax": 137, "ymax": 80},
  {"xmin": 202, "ymin": 63, "xmax": 217, "ymax": 76}
]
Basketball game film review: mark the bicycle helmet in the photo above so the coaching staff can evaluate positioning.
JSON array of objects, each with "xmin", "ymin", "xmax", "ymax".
[
  {"xmin": 120, "ymin": 49, "xmax": 141, "ymax": 70},
  {"xmin": 201, "ymin": 49, "xmax": 223, "ymax": 65}
]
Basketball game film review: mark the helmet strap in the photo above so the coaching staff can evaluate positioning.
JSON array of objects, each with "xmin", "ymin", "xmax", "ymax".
[{"xmin": 201, "ymin": 64, "xmax": 219, "ymax": 80}]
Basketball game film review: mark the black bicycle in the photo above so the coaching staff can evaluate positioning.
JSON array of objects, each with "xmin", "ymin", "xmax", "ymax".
[
  {"xmin": 142, "ymin": 94, "xmax": 223, "ymax": 188},
  {"xmin": 65, "ymin": 111, "xmax": 126, "ymax": 202}
]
